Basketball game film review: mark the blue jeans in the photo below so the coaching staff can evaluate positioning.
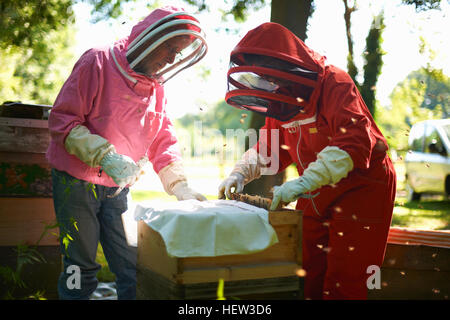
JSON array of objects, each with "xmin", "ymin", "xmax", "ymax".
[{"xmin": 51, "ymin": 169, "xmax": 137, "ymax": 300}]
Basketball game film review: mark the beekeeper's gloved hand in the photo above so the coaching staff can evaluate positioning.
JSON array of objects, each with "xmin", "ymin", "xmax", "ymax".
[
  {"xmin": 270, "ymin": 178, "xmax": 309, "ymax": 211},
  {"xmin": 270, "ymin": 146, "xmax": 354, "ymax": 210},
  {"xmin": 218, "ymin": 173, "xmax": 245, "ymax": 200},
  {"xmin": 100, "ymin": 151, "xmax": 140, "ymax": 187},
  {"xmin": 172, "ymin": 181, "xmax": 207, "ymax": 201},
  {"xmin": 158, "ymin": 161, "xmax": 206, "ymax": 201},
  {"xmin": 217, "ymin": 148, "xmax": 268, "ymax": 199}
]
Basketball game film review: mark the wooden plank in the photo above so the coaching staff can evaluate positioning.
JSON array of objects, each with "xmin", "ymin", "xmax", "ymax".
[
  {"xmin": 268, "ymin": 209, "xmax": 301, "ymax": 226},
  {"xmin": 137, "ymin": 266, "xmax": 182, "ymax": 300},
  {"xmin": 137, "ymin": 265, "xmax": 301, "ymax": 300},
  {"xmin": 368, "ymin": 268, "xmax": 450, "ymax": 300},
  {"xmin": 176, "ymin": 262, "xmax": 300, "ymax": 284},
  {"xmin": 270, "ymin": 210, "xmax": 302, "ymax": 266},
  {"xmin": 0, "ymin": 117, "xmax": 49, "ymax": 129},
  {"xmin": 0, "ymin": 198, "xmax": 59, "ymax": 246},
  {"xmin": 181, "ymin": 224, "xmax": 299, "ymax": 269},
  {"xmin": 137, "ymin": 220, "xmax": 179, "ymax": 282},
  {"xmin": 382, "ymin": 243, "xmax": 450, "ymax": 271},
  {"xmin": 0, "ymin": 124, "xmax": 50, "ymax": 153},
  {"xmin": 183, "ymin": 275, "xmax": 300, "ymax": 299},
  {"xmin": 0, "ymin": 152, "xmax": 50, "ymax": 165},
  {"xmin": 365, "ymin": 243, "xmax": 450, "ymax": 300}
]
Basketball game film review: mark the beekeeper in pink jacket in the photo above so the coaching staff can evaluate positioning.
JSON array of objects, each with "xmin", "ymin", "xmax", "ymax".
[{"xmin": 46, "ymin": 6, "xmax": 207, "ymax": 299}]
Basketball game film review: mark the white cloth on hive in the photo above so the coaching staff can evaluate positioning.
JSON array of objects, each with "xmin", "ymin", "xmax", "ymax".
[{"xmin": 134, "ymin": 199, "xmax": 278, "ymax": 257}]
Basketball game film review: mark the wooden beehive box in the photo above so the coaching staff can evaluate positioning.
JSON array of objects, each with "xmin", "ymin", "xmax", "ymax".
[
  {"xmin": 0, "ymin": 117, "xmax": 52, "ymax": 197},
  {"xmin": 368, "ymin": 242, "xmax": 450, "ymax": 300},
  {"xmin": 136, "ymin": 209, "xmax": 302, "ymax": 299},
  {"xmin": 0, "ymin": 112, "xmax": 60, "ymax": 299}
]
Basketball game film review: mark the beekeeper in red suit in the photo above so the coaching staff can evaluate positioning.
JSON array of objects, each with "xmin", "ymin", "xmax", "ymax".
[
  {"xmin": 47, "ymin": 6, "xmax": 207, "ymax": 300},
  {"xmin": 219, "ymin": 22, "xmax": 396, "ymax": 300}
]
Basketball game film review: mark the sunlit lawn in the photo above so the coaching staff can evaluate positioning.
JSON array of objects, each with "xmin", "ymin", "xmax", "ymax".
[
  {"xmin": 392, "ymin": 161, "xmax": 450, "ymax": 230},
  {"xmin": 96, "ymin": 159, "xmax": 450, "ymax": 282},
  {"xmin": 131, "ymin": 190, "xmax": 217, "ymax": 201},
  {"xmin": 392, "ymin": 198, "xmax": 450, "ymax": 230}
]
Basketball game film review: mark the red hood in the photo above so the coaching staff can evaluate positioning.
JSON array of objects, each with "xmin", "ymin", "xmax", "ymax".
[{"xmin": 230, "ymin": 22, "xmax": 327, "ymax": 122}]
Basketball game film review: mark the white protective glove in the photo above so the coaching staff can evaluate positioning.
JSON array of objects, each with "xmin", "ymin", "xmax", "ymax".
[
  {"xmin": 270, "ymin": 146, "xmax": 354, "ymax": 210},
  {"xmin": 218, "ymin": 172, "xmax": 245, "ymax": 200},
  {"xmin": 158, "ymin": 161, "xmax": 206, "ymax": 201},
  {"xmin": 172, "ymin": 181, "xmax": 207, "ymax": 201},
  {"xmin": 65, "ymin": 125, "xmax": 141, "ymax": 187},
  {"xmin": 218, "ymin": 148, "xmax": 269, "ymax": 199}
]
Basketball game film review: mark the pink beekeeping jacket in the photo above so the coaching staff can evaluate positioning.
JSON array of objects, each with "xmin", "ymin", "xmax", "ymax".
[{"xmin": 46, "ymin": 6, "xmax": 185, "ymax": 187}]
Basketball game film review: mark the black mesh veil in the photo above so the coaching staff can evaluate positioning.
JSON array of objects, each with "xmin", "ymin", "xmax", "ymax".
[{"xmin": 226, "ymin": 53, "xmax": 318, "ymax": 121}]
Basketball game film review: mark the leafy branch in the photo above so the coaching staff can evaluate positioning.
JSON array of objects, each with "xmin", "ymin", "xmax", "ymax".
[{"xmin": 0, "ymin": 239, "xmax": 48, "ymax": 299}]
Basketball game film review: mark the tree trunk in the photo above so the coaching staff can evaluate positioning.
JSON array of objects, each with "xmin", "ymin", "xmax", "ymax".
[
  {"xmin": 270, "ymin": 0, "xmax": 314, "ymax": 41},
  {"xmin": 360, "ymin": 13, "xmax": 385, "ymax": 118},
  {"xmin": 243, "ymin": 113, "xmax": 284, "ymax": 198},
  {"xmin": 243, "ymin": 0, "xmax": 314, "ymax": 198},
  {"xmin": 342, "ymin": 1, "xmax": 385, "ymax": 118},
  {"xmin": 343, "ymin": 0, "xmax": 358, "ymax": 84}
]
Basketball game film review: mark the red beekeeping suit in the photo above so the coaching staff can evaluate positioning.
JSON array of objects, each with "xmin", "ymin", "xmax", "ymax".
[{"xmin": 225, "ymin": 23, "xmax": 397, "ymax": 299}]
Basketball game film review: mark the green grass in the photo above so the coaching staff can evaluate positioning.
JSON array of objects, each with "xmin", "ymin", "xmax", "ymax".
[
  {"xmin": 96, "ymin": 244, "xmax": 115, "ymax": 283},
  {"xmin": 392, "ymin": 197, "xmax": 450, "ymax": 230},
  {"xmin": 131, "ymin": 190, "xmax": 174, "ymax": 202},
  {"xmin": 392, "ymin": 161, "xmax": 450, "ymax": 230},
  {"xmin": 131, "ymin": 189, "xmax": 218, "ymax": 201}
]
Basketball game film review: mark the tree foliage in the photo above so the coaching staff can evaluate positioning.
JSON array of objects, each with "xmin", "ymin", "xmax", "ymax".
[
  {"xmin": 401, "ymin": 0, "xmax": 443, "ymax": 11},
  {"xmin": 0, "ymin": 0, "xmax": 144, "ymax": 105},
  {"xmin": 376, "ymin": 68, "xmax": 448, "ymax": 151},
  {"xmin": 81, "ymin": 0, "xmax": 136, "ymax": 22},
  {"xmin": 0, "ymin": 0, "xmax": 73, "ymax": 49},
  {"xmin": 176, "ymin": 100, "xmax": 251, "ymax": 136},
  {"xmin": 342, "ymin": 0, "xmax": 443, "ymax": 118},
  {"xmin": 174, "ymin": 100, "xmax": 252, "ymax": 162},
  {"xmin": 183, "ymin": 0, "xmax": 268, "ymax": 22},
  {"xmin": 0, "ymin": 24, "xmax": 76, "ymax": 105},
  {"xmin": 0, "ymin": 1, "xmax": 75, "ymax": 103},
  {"xmin": 0, "ymin": 1, "xmax": 104, "ymax": 104},
  {"xmin": 0, "ymin": 0, "xmax": 140, "ymax": 50}
]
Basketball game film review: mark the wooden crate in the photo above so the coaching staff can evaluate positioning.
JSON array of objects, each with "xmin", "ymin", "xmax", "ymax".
[
  {"xmin": 0, "ymin": 117, "xmax": 52, "ymax": 197},
  {"xmin": 368, "ymin": 243, "xmax": 450, "ymax": 300},
  {"xmin": 0, "ymin": 115, "xmax": 60, "ymax": 299},
  {"xmin": 137, "ymin": 209, "xmax": 302, "ymax": 300},
  {"xmin": 0, "ymin": 117, "xmax": 50, "ymax": 153},
  {"xmin": 0, "ymin": 197, "xmax": 59, "ymax": 246},
  {"xmin": 0, "ymin": 197, "xmax": 61, "ymax": 299}
]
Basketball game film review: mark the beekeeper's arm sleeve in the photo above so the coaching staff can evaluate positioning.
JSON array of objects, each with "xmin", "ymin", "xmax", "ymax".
[
  {"xmin": 64, "ymin": 125, "xmax": 114, "ymax": 168},
  {"xmin": 65, "ymin": 125, "xmax": 140, "ymax": 186},
  {"xmin": 158, "ymin": 161, "xmax": 206, "ymax": 201},
  {"xmin": 270, "ymin": 146, "xmax": 354, "ymax": 210}
]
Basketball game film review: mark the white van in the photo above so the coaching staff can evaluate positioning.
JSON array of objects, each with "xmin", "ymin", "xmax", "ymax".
[{"xmin": 404, "ymin": 119, "xmax": 450, "ymax": 201}]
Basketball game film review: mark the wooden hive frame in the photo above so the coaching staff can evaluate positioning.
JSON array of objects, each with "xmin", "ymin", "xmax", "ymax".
[{"xmin": 136, "ymin": 208, "xmax": 302, "ymax": 299}]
